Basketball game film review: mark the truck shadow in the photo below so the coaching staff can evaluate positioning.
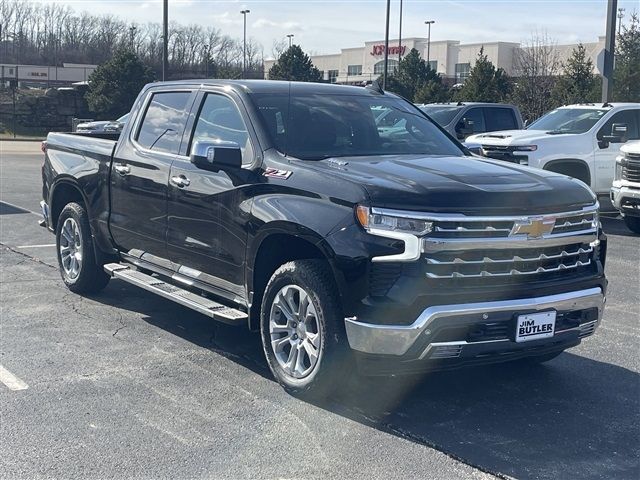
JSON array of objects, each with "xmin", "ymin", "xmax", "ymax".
[
  {"xmin": 94, "ymin": 282, "xmax": 639, "ymax": 480},
  {"xmin": 601, "ymin": 214, "xmax": 639, "ymax": 238}
]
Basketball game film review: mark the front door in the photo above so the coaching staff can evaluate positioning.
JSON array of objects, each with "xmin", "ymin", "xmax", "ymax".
[
  {"xmin": 594, "ymin": 108, "xmax": 640, "ymax": 194},
  {"xmin": 109, "ymin": 90, "xmax": 195, "ymax": 257},
  {"xmin": 166, "ymin": 90, "xmax": 258, "ymax": 299}
]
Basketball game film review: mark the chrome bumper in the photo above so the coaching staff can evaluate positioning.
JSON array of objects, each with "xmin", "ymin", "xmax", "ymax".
[
  {"xmin": 610, "ymin": 184, "xmax": 640, "ymax": 213},
  {"xmin": 345, "ymin": 287, "xmax": 604, "ymax": 356}
]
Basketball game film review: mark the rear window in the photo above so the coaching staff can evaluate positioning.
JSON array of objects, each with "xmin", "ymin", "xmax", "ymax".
[
  {"xmin": 485, "ymin": 108, "xmax": 518, "ymax": 131},
  {"xmin": 136, "ymin": 92, "xmax": 192, "ymax": 154}
]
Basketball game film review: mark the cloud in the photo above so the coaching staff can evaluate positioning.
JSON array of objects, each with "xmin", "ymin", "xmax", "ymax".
[{"xmin": 251, "ymin": 18, "xmax": 303, "ymax": 31}]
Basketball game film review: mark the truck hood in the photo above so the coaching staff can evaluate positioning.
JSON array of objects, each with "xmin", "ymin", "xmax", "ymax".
[
  {"xmin": 315, "ymin": 154, "xmax": 596, "ymax": 215},
  {"xmin": 466, "ymin": 129, "xmax": 571, "ymax": 145}
]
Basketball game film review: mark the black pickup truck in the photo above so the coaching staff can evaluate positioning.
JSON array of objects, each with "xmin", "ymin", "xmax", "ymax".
[{"xmin": 41, "ymin": 80, "xmax": 607, "ymax": 396}]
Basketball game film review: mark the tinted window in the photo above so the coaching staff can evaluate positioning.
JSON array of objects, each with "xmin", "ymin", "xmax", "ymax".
[
  {"xmin": 136, "ymin": 92, "xmax": 192, "ymax": 154},
  {"xmin": 419, "ymin": 106, "xmax": 461, "ymax": 126},
  {"xmin": 485, "ymin": 108, "xmax": 518, "ymax": 131},
  {"xmin": 597, "ymin": 109, "xmax": 640, "ymax": 141},
  {"xmin": 190, "ymin": 93, "xmax": 253, "ymax": 164},
  {"xmin": 461, "ymin": 107, "xmax": 485, "ymax": 134},
  {"xmin": 251, "ymin": 93, "xmax": 463, "ymax": 160}
]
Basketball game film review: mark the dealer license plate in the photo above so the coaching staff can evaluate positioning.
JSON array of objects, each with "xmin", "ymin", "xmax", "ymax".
[{"xmin": 515, "ymin": 311, "xmax": 556, "ymax": 343}]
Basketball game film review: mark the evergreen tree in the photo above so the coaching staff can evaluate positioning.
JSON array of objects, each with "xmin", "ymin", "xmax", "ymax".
[
  {"xmin": 614, "ymin": 13, "xmax": 640, "ymax": 102},
  {"xmin": 85, "ymin": 50, "xmax": 155, "ymax": 119},
  {"xmin": 268, "ymin": 45, "xmax": 323, "ymax": 82},
  {"xmin": 383, "ymin": 48, "xmax": 448, "ymax": 102},
  {"xmin": 551, "ymin": 44, "xmax": 598, "ymax": 105},
  {"xmin": 456, "ymin": 48, "xmax": 511, "ymax": 102}
]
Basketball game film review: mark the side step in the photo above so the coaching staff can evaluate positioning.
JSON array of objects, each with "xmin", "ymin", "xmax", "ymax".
[{"xmin": 104, "ymin": 263, "xmax": 248, "ymax": 326}]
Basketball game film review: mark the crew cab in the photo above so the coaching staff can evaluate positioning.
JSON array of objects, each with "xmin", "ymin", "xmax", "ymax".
[
  {"xmin": 41, "ymin": 81, "xmax": 607, "ymax": 396},
  {"xmin": 466, "ymin": 103, "xmax": 640, "ymax": 199},
  {"xmin": 611, "ymin": 141, "xmax": 640, "ymax": 233},
  {"xmin": 418, "ymin": 102, "xmax": 523, "ymax": 140}
]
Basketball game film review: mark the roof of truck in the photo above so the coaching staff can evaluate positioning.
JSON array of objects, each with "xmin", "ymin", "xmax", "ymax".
[
  {"xmin": 560, "ymin": 102, "xmax": 640, "ymax": 109},
  {"xmin": 145, "ymin": 79, "xmax": 389, "ymax": 96}
]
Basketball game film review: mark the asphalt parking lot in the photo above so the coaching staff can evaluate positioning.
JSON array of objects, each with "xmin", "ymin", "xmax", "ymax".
[{"xmin": 1, "ymin": 141, "xmax": 638, "ymax": 480}]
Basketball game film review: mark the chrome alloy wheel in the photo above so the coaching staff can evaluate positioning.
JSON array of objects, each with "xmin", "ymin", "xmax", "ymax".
[
  {"xmin": 59, "ymin": 217, "xmax": 83, "ymax": 279},
  {"xmin": 269, "ymin": 285, "xmax": 322, "ymax": 379}
]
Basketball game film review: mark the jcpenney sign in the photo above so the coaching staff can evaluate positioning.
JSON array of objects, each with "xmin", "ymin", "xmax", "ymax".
[{"xmin": 370, "ymin": 45, "xmax": 406, "ymax": 56}]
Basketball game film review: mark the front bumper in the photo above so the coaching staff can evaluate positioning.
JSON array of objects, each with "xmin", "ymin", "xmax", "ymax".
[
  {"xmin": 610, "ymin": 184, "xmax": 640, "ymax": 217},
  {"xmin": 345, "ymin": 287, "xmax": 604, "ymax": 365}
]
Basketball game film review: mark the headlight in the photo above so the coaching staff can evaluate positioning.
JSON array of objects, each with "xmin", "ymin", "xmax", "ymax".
[
  {"xmin": 356, "ymin": 205, "xmax": 433, "ymax": 235},
  {"xmin": 513, "ymin": 145, "xmax": 537, "ymax": 151},
  {"xmin": 614, "ymin": 160, "xmax": 623, "ymax": 181}
]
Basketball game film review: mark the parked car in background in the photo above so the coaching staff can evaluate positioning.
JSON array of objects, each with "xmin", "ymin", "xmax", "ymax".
[
  {"xmin": 467, "ymin": 103, "xmax": 640, "ymax": 201},
  {"xmin": 418, "ymin": 102, "xmax": 523, "ymax": 140},
  {"xmin": 104, "ymin": 113, "xmax": 130, "ymax": 133},
  {"xmin": 611, "ymin": 141, "xmax": 640, "ymax": 233},
  {"xmin": 75, "ymin": 113, "xmax": 130, "ymax": 134}
]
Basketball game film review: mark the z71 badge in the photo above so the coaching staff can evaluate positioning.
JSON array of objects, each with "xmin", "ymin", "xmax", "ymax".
[{"xmin": 263, "ymin": 167, "xmax": 292, "ymax": 179}]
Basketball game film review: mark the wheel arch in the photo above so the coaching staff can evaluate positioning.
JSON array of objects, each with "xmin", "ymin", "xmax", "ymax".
[
  {"xmin": 50, "ymin": 178, "xmax": 89, "ymax": 230},
  {"xmin": 247, "ymin": 224, "xmax": 346, "ymax": 331},
  {"xmin": 543, "ymin": 159, "xmax": 592, "ymax": 187}
]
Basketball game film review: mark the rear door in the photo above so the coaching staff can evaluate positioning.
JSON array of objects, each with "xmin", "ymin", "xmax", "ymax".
[
  {"xmin": 166, "ymin": 89, "xmax": 260, "ymax": 300},
  {"xmin": 594, "ymin": 108, "xmax": 640, "ymax": 194},
  {"xmin": 109, "ymin": 89, "xmax": 196, "ymax": 258}
]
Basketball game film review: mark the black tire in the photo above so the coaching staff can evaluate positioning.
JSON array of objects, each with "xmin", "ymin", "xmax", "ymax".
[
  {"xmin": 260, "ymin": 259, "xmax": 351, "ymax": 397},
  {"xmin": 623, "ymin": 216, "xmax": 640, "ymax": 234},
  {"xmin": 55, "ymin": 202, "xmax": 110, "ymax": 294},
  {"xmin": 518, "ymin": 350, "xmax": 564, "ymax": 365}
]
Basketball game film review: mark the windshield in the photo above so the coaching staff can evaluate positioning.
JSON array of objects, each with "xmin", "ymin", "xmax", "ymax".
[
  {"xmin": 419, "ymin": 106, "xmax": 462, "ymax": 126},
  {"xmin": 527, "ymin": 108, "xmax": 608, "ymax": 134},
  {"xmin": 250, "ymin": 93, "xmax": 463, "ymax": 160},
  {"xmin": 117, "ymin": 113, "xmax": 130, "ymax": 123}
]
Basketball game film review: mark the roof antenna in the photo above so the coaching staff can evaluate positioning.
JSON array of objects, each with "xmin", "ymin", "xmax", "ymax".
[{"xmin": 366, "ymin": 80, "xmax": 385, "ymax": 95}]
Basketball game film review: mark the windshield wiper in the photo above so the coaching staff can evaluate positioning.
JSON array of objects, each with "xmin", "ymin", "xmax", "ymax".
[{"xmin": 546, "ymin": 129, "xmax": 573, "ymax": 135}]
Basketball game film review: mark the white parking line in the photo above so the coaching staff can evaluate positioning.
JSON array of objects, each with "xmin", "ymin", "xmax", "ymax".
[
  {"xmin": 0, "ymin": 365, "xmax": 29, "ymax": 391},
  {"xmin": 16, "ymin": 244, "xmax": 55, "ymax": 249}
]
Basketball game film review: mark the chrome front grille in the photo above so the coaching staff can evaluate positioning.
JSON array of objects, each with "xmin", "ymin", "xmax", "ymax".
[
  {"xmin": 421, "ymin": 205, "xmax": 599, "ymax": 282},
  {"xmin": 425, "ymin": 244, "xmax": 593, "ymax": 279},
  {"xmin": 427, "ymin": 208, "xmax": 597, "ymax": 241},
  {"xmin": 622, "ymin": 154, "xmax": 640, "ymax": 182}
]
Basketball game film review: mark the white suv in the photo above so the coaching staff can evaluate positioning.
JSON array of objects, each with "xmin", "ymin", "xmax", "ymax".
[
  {"xmin": 611, "ymin": 141, "xmax": 640, "ymax": 233},
  {"xmin": 466, "ymin": 103, "xmax": 640, "ymax": 198}
]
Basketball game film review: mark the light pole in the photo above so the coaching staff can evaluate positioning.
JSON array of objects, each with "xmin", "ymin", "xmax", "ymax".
[
  {"xmin": 241, "ymin": 9, "xmax": 250, "ymax": 79},
  {"xmin": 162, "ymin": 0, "xmax": 168, "ymax": 80},
  {"xmin": 382, "ymin": 0, "xmax": 391, "ymax": 89},
  {"xmin": 286, "ymin": 34, "xmax": 294, "ymax": 48},
  {"xmin": 425, "ymin": 20, "xmax": 435, "ymax": 69},
  {"xmin": 398, "ymin": 0, "xmax": 403, "ymax": 67},
  {"xmin": 129, "ymin": 26, "xmax": 137, "ymax": 51},
  {"xmin": 602, "ymin": 0, "xmax": 617, "ymax": 102},
  {"xmin": 617, "ymin": 7, "xmax": 625, "ymax": 36},
  {"xmin": 204, "ymin": 44, "xmax": 209, "ymax": 78}
]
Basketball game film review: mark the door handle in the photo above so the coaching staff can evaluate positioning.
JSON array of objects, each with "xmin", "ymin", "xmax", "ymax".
[
  {"xmin": 114, "ymin": 164, "xmax": 130, "ymax": 176},
  {"xmin": 170, "ymin": 175, "xmax": 191, "ymax": 188}
]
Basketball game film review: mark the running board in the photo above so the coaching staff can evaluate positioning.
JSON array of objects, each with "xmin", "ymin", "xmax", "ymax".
[{"xmin": 104, "ymin": 263, "xmax": 248, "ymax": 325}]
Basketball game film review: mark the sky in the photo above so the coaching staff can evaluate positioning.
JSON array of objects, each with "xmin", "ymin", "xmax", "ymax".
[{"xmin": 41, "ymin": 0, "xmax": 640, "ymax": 57}]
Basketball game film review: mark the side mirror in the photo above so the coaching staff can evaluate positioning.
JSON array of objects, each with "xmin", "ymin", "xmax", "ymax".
[
  {"xmin": 190, "ymin": 140, "xmax": 242, "ymax": 169},
  {"xmin": 602, "ymin": 123, "xmax": 628, "ymax": 144},
  {"xmin": 456, "ymin": 118, "xmax": 474, "ymax": 139}
]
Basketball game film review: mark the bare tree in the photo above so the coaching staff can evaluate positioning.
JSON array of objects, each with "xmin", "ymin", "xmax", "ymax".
[{"xmin": 512, "ymin": 31, "xmax": 561, "ymax": 122}]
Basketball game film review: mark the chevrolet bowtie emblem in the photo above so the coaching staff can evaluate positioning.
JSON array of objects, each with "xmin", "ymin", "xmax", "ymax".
[{"xmin": 510, "ymin": 216, "xmax": 556, "ymax": 239}]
